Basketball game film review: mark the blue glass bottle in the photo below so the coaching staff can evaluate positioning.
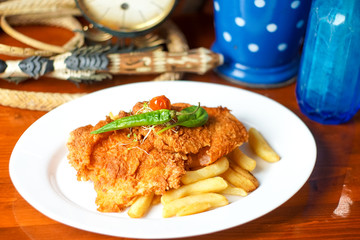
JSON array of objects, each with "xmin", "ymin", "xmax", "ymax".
[{"xmin": 296, "ymin": 0, "xmax": 360, "ymax": 124}]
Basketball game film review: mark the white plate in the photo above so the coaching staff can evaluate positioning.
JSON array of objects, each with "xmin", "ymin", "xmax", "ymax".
[{"xmin": 9, "ymin": 81, "xmax": 316, "ymax": 239}]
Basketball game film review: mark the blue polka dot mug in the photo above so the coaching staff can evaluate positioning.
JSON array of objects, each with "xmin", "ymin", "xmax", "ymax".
[{"xmin": 212, "ymin": 0, "xmax": 311, "ymax": 87}]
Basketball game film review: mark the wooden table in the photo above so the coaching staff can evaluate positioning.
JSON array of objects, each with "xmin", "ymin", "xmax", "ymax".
[{"xmin": 1, "ymin": 8, "xmax": 360, "ymax": 240}]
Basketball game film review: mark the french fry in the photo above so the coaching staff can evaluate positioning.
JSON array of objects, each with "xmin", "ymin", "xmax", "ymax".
[
  {"xmin": 152, "ymin": 194, "xmax": 161, "ymax": 205},
  {"xmin": 230, "ymin": 164, "xmax": 259, "ymax": 189},
  {"xmin": 227, "ymin": 147, "xmax": 256, "ymax": 172},
  {"xmin": 161, "ymin": 177, "xmax": 228, "ymax": 204},
  {"xmin": 176, "ymin": 202, "xmax": 212, "ymax": 217},
  {"xmin": 248, "ymin": 128, "xmax": 280, "ymax": 163},
  {"xmin": 221, "ymin": 167, "xmax": 258, "ymax": 192},
  {"xmin": 162, "ymin": 193, "xmax": 228, "ymax": 218},
  {"xmin": 181, "ymin": 157, "xmax": 229, "ymax": 184},
  {"xmin": 127, "ymin": 193, "xmax": 154, "ymax": 218},
  {"xmin": 219, "ymin": 182, "xmax": 248, "ymax": 197}
]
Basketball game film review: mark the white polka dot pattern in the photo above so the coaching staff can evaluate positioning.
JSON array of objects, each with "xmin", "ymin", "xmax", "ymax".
[
  {"xmin": 278, "ymin": 43, "xmax": 288, "ymax": 51},
  {"xmin": 248, "ymin": 43, "xmax": 259, "ymax": 52},
  {"xmin": 232, "ymin": 69, "xmax": 245, "ymax": 78},
  {"xmin": 235, "ymin": 63, "xmax": 243, "ymax": 69},
  {"xmin": 266, "ymin": 23, "xmax": 277, "ymax": 32},
  {"xmin": 291, "ymin": 1, "xmax": 301, "ymax": 9},
  {"xmin": 254, "ymin": 0, "xmax": 266, "ymax": 8},
  {"xmin": 212, "ymin": 0, "xmax": 311, "ymax": 84},
  {"xmin": 297, "ymin": 20, "xmax": 304, "ymax": 28},
  {"xmin": 235, "ymin": 17, "xmax": 246, "ymax": 27},
  {"xmin": 214, "ymin": 0, "xmax": 308, "ymax": 60},
  {"xmin": 223, "ymin": 32, "xmax": 232, "ymax": 42},
  {"xmin": 224, "ymin": 1, "xmax": 305, "ymax": 53},
  {"xmin": 214, "ymin": 1, "xmax": 220, "ymax": 11}
]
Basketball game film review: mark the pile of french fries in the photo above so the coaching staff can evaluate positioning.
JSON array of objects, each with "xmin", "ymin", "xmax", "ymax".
[{"xmin": 127, "ymin": 127, "xmax": 280, "ymax": 218}]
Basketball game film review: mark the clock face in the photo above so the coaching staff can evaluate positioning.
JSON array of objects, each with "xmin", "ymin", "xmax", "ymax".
[{"xmin": 76, "ymin": 0, "xmax": 177, "ymax": 37}]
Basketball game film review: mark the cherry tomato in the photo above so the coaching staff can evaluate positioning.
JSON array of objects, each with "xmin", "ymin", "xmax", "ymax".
[{"xmin": 149, "ymin": 95, "xmax": 171, "ymax": 110}]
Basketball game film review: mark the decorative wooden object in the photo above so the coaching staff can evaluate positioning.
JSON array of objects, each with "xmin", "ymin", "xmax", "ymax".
[{"xmin": 0, "ymin": 18, "xmax": 222, "ymax": 110}]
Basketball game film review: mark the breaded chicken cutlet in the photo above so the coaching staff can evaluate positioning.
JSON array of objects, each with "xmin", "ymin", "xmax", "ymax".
[{"xmin": 67, "ymin": 101, "xmax": 248, "ymax": 212}]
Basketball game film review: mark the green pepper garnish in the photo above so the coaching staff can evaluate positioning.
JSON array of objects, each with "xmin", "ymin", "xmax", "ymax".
[
  {"xmin": 91, "ymin": 109, "xmax": 176, "ymax": 134},
  {"xmin": 90, "ymin": 104, "xmax": 208, "ymax": 134},
  {"xmin": 156, "ymin": 105, "xmax": 208, "ymax": 134}
]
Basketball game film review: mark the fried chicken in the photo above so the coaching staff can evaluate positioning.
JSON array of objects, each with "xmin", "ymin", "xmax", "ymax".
[{"xmin": 66, "ymin": 102, "xmax": 248, "ymax": 212}]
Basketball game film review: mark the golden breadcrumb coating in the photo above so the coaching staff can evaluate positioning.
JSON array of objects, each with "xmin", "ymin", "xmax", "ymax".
[{"xmin": 67, "ymin": 102, "xmax": 248, "ymax": 212}]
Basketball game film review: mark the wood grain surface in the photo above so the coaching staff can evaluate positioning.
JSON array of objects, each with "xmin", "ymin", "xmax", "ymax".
[{"xmin": 1, "ymin": 5, "xmax": 359, "ymax": 240}]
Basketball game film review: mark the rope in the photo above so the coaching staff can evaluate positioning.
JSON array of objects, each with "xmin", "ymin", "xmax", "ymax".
[
  {"xmin": 1, "ymin": 15, "xmax": 84, "ymax": 54},
  {"xmin": 0, "ymin": 0, "xmax": 80, "ymax": 16},
  {"xmin": 0, "ymin": 88, "xmax": 85, "ymax": 111}
]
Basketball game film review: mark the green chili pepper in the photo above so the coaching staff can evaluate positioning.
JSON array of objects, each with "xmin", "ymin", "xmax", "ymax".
[
  {"xmin": 91, "ymin": 104, "xmax": 209, "ymax": 135},
  {"xmin": 91, "ymin": 109, "xmax": 176, "ymax": 134},
  {"xmin": 156, "ymin": 105, "xmax": 209, "ymax": 134},
  {"xmin": 177, "ymin": 105, "xmax": 209, "ymax": 127}
]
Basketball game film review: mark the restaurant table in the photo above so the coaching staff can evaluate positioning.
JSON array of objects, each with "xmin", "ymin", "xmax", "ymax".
[{"xmin": 1, "ymin": 5, "xmax": 360, "ymax": 240}]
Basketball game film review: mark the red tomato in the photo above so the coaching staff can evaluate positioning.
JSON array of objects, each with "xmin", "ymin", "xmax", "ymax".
[{"xmin": 149, "ymin": 95, "xmax": 171, "ymax": 110}]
